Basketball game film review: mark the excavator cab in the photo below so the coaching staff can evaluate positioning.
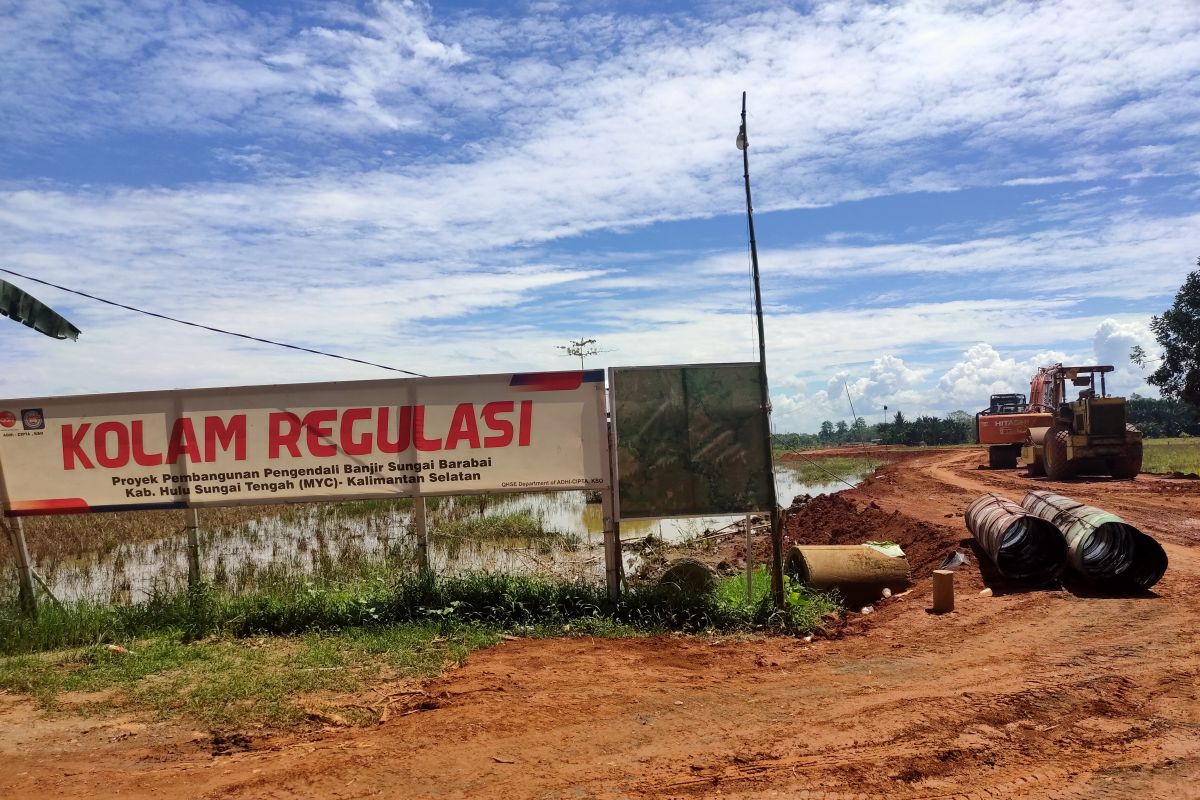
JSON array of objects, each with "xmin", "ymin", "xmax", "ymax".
[{"xmin": 987, "ymin": 393, "xmax": 1027, "ymax": 414}]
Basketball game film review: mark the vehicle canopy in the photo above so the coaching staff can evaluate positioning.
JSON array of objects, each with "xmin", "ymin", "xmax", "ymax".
[
  {"xmin": 987, "ymin": 393, "xmax": 1027, "ymax": 414},
  {"xmin": 1029, "ymin": 365, "xmax": 1115, "ymax": 411}
]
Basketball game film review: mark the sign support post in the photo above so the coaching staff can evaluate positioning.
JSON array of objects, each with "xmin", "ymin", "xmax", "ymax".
[
  {"xmin": 6, "ymin": 518, "xmax": 37, "ymax": 618},
  {"xmin": 412, "ymin": 495, "xmax": 429, "ymax": 571},
  {"xmin": 186, "ymin": 508, "xmax": 202, "ymax": 590},
  {"xmin": 601, "ymin": 487, "xmax": 621, "ymax": 602},
  {"xmin": 745, "ymin": 513, "xmax": 754, "ymax": 604}
]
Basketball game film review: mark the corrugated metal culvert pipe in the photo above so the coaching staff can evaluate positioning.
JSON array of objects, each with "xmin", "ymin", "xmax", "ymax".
[
  {"xmin": 964, "ymin": 493, "xmax": 1068, "ymax": 584},
  {"xmin": 1022, "ymin": 490, "xmax": 1168, "ymax": 590}
]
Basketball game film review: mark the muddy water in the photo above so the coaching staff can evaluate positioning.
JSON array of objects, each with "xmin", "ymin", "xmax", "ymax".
[{"xmin": 30, "ymin": 464, "xmax": 872, "ymax": 603}]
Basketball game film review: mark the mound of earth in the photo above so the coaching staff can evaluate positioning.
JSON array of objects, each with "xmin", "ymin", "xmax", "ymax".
[{"xmin": 783, "ymin": 493, "xmax": 964, "ymax": 576}]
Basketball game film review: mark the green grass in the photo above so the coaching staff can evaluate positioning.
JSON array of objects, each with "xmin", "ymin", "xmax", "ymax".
[
  {"xmin": 0, "ymin": 571, "xmax": 842, "ymax": 729},
  {"xmin": 714, "ymin": 568, "xmax": 840, "ymax": 633},
  {"xmin": 0, "ymin": 623, "xmax": 500, "ymax": 728},
  {"xmin": 1142, "ymin": 437, "xmax": 1200, "ymax": 475},
  {"xmin": 435, "ymin": 510, "xmax": 561, "ymax": 541},
  {"xmin": 1, "ymin": 570, "xmax": 842, "ymax": 656},
  {"xmin": 780, "ymin": 456, "xmax": 883, "ymax": 485}
]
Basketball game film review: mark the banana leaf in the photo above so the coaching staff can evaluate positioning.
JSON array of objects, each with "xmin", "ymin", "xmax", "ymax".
[{"xmin": 0, "ymin": 279, "xmax": 81, "ymax": 340}]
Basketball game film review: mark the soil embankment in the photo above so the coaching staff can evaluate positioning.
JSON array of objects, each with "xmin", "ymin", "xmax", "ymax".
[{"xmin": 2, "ymin": 447, "xmax": 1198, "ymax": 798}]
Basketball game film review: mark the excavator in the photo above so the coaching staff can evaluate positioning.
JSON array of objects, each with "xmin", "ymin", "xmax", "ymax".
[
  {"xmin": 977, "ymin": 364, "xmax": 1142, "ymax": 479},
  {"xmin": 976, "ymin": 393, "xmax": 1051, "ymax": 468}
]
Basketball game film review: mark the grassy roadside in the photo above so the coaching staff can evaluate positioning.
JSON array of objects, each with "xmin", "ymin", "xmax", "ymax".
[
  {"xmin": 0, "ymin": 571, "xmax": 839, "ymax": 730},
  {"xmin": 0, "ymin": 623, "xmax": 501, "ymax": 728},
  {"xmin": 1142, "ymin": 438, "xmax": 1200, "ymax": 475}
]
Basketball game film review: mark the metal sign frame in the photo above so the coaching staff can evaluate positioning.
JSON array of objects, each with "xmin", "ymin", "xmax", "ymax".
[{"xmin": 0, "ymin": 370, "xmax": 611, "ymax": 516}]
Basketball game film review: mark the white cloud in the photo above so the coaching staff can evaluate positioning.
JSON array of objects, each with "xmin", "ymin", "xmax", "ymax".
[
  {"xmin": 934, "ymin": 343, "xmax": 1077, "ymax": 409},
  {"xmin": 1092, "ymin": 317, "xmax": 1155, "ymax": 395},
  {"xmin": 697, "ymin": 211, "xmax": 1200, "ymax": 301},
  {"xmin": 768, "ymin": 314, "xmax": 1160, "ymax": 431},
  {"xmin": 0, "ymin": 0, "xmax": 1195, "ymax": 428}
]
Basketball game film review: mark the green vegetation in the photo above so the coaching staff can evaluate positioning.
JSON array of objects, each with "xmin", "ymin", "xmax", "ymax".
[
  {"xmin": 1133, "ymin": 260, "xmax": 1200, "ymax": 407},
  {"xmin": 773, "ymin": 409, "xmax": 977, "ymax": 450},
  {"xmin": 0, "ymin": 570, "xmax": 841, "ymax": 729},
  {"xmin": 781, "ymin": 456, "xmax": 882, "ymax": 485},
  {"xmin": 0, "ymin": 623, "xmax": 499, "ymax": 728},
  {"xmin": 436, "ymin": 509, "xmax": 560, "ymax": 541},
  {"xmin": 714, "ymin": 567, "xmax": 840, "ymax": 632},
  {"xmin": 0, "ymin": 570, "xmax": 840, "ymax": 657},
  {"xmin": 1127, "ymin": 395, "xmax": 1200, "ymax": 438},
  {"xmin": 1142, "ymin": 438, "xmax": 1200, "ymax": 475}
]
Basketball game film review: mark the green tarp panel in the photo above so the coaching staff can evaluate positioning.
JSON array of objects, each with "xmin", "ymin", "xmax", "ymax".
[{"xmin": 611, "ymin": 363, "xmax": 772, "ymax": 518}]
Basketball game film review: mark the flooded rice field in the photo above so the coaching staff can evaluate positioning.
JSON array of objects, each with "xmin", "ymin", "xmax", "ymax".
[{"xmin": 8, "ymin": 462, "xmax": 875, "ymax": 603}]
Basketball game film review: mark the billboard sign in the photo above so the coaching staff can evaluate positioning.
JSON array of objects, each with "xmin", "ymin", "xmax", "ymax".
[
  {"xmin": 611, "ymin": 363, "xmax": 772, "ymax": 519},
  {"xmin": 0, "ymin": 370, "xmax": 608, "ymax": 516}
]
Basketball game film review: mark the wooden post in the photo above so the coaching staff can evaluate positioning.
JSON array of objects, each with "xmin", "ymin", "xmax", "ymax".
[
  {"xmin": 7, "ymin": 518, "xmax": 38, "ymax": 618},
  {"xmin": 412, "ymin": 495, "xmax": 429, "ymax": 571},
  {"xmin": 745, "ymin": 513, "xmax": 754, "ymax": 604},
  {"xmin": 601, "ymin": 487, "xmax": 621, "ymax": 602},
  {"xmin": 932, "ymin": 569, "xmax": 955, "ymax": 613},
  {"xmin": 185, "ymin": 507, "xmax": 202, "ymax": 589}
]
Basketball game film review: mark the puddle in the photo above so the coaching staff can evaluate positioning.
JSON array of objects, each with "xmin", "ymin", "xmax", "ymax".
[{"xmin": 28, "ymin": 462, "xmax": 875, "ymax": 602}]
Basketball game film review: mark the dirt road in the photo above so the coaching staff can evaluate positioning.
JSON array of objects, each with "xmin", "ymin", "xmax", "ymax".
[{"xmin": 3, "ymin": 448, "xmax": 1198, "ymax": 799}]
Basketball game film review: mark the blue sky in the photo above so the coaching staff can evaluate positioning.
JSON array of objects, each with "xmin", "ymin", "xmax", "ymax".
[{"xmin": 1, "ymin": 0, "xmax": 1198, "ymax": 432}]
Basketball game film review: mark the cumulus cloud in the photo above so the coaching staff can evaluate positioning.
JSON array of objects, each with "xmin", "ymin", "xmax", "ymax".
[
  {"xmin": 0, "ymin": 0, "xmax": 1194, "ymax": 418},
  {"xmin": 934, "ymin": 344, "xmax": 1075, "ymax": 408},
  {"xmin": 772, "ymin": 312, "xmax": 1165, "ymax": 431},
  {"xmin": 1092, "ymin": 318, "xmax": 1155, "ymax": 395}
]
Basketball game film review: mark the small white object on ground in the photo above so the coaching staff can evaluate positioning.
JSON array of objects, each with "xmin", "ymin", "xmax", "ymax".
[
  {"xmin": 979, "ymin": 587, "xmax": 993, "ymax": 597},
  {"xmin": 881, "ymin": 588, "xmax": 892, "ymax": 599},
  {"xmin": 860, "ymin": 605, "xmax": 874, "ymax": 615}
]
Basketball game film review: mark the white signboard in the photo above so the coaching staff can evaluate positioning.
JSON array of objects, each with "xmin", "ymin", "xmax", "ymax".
[{"xmin": 0, "ymin": 371, "xmax": 608, "ymax": 516}]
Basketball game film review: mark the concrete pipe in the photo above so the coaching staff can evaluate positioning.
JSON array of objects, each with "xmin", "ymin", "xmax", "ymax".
[
  {"xmin": 785, "ymin": 545, "xmax": 910, "ymax": 605},
  {"xmin": 964, "ymin": 493, "xmax": 1068, "ymax": 584},
  {"xmin": 1022, "ymin": 490, "xmax": 1167, "ymax": 590}
]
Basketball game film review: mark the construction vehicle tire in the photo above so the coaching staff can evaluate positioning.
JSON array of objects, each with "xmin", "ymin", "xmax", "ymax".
[
  {"xmin": 988, "ymin": 445, "xmax": 1017, "ymax": 469},
  {"xmin": 1109, "ymin": 441, "xmax": 1143, "ymax": 479},
  {"xmin": 1027, "ymin": 454, "xmax": 1044, "ymax": 477},
  {"xmin": 1043, "ymin": 427, "xmax": 1075, "ymax": 480}
]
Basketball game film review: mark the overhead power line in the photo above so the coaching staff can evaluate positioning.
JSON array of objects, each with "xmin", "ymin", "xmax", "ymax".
[{"xmin": 0, "ymin": 267, "xmax": 426, "ymax": 378}]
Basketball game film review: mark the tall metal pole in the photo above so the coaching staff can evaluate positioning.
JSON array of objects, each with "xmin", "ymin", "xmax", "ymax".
[{"xmin": 738, "ymin": 91, "xmax": 785, "ymax": 609}]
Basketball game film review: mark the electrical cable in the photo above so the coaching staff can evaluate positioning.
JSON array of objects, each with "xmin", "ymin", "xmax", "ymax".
[{"xmin": 0, "ymin": 267, "xmax": 427, "ymax": 377}]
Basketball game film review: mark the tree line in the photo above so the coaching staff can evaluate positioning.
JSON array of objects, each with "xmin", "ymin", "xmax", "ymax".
[
  {"xmin": 1126, "ymin": 395, "xmax": 1200, "ymax": 438},
  {"xmin": 773, "ymin": 410, "xmax": 977, "ymax": 450},
  {"xmin": 773, "ymin": 396, "xmax": 1197, "ymax": 451}
]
